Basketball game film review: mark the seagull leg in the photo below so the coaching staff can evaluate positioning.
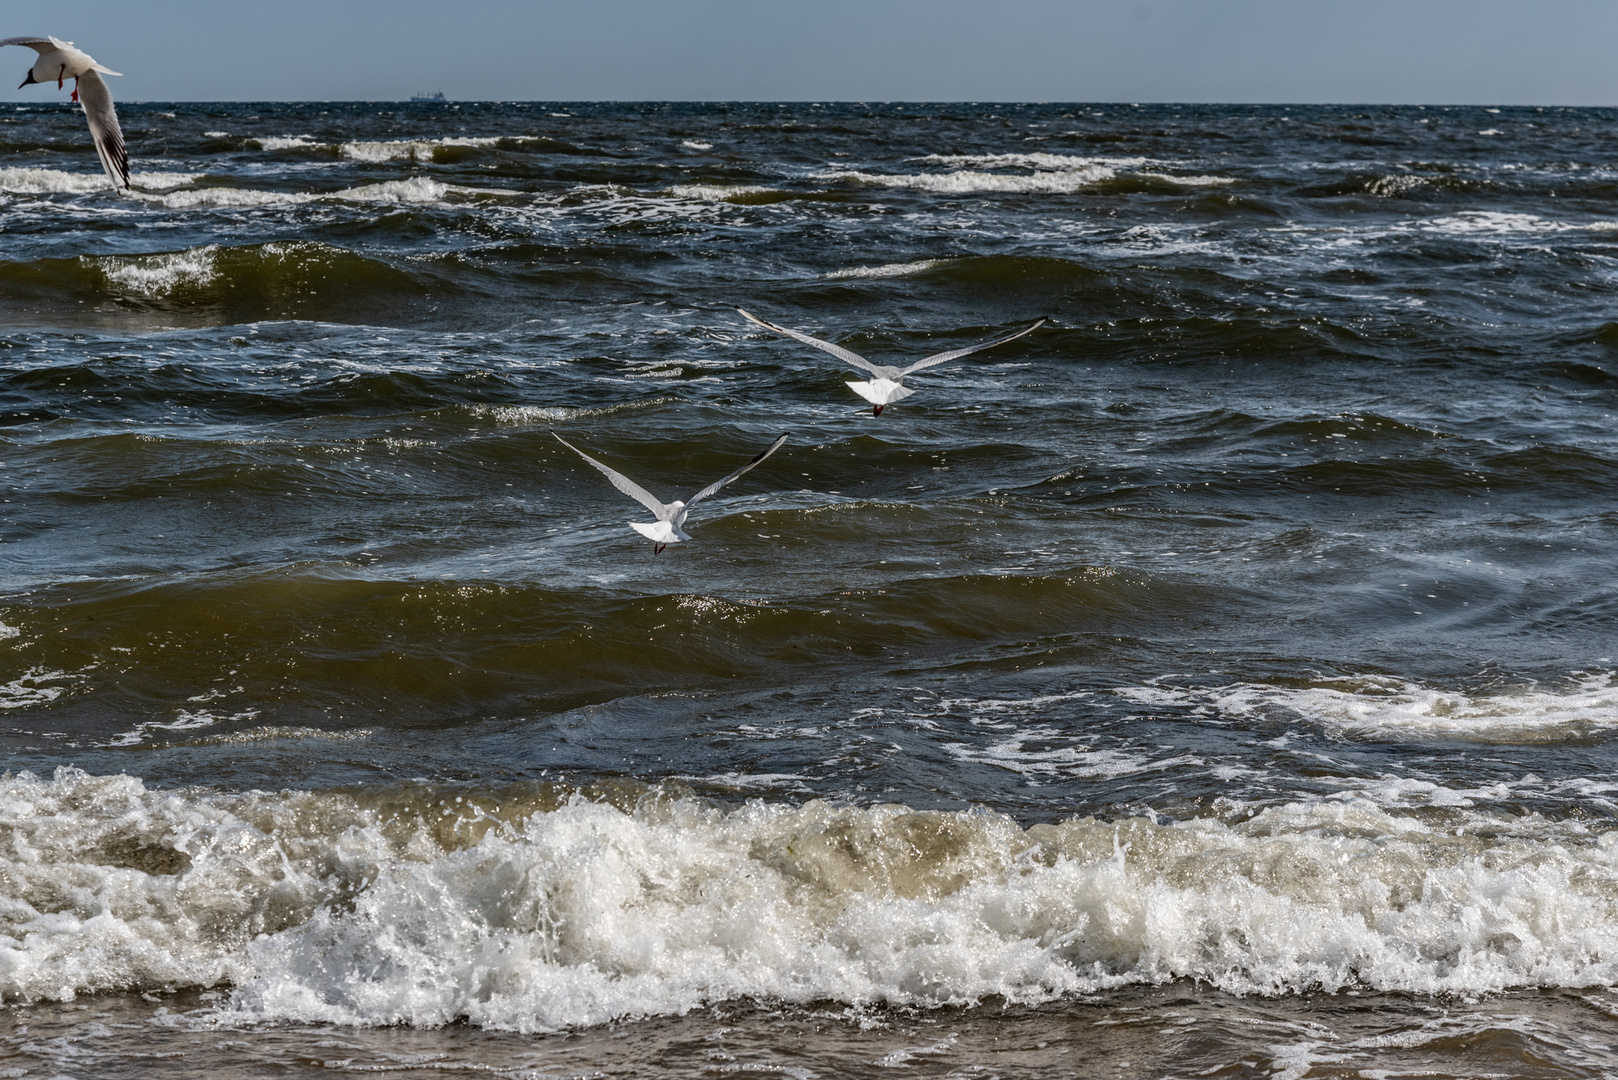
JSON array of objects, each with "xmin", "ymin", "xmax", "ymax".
[
  {"xmin": 70, "ymin": 80, "xmax": 79, "ymax": 103},
  {"xmin": 873, "ymin": 404, "xmax": 884, "ymax": 417},
  {"xmin": 57, "ymin": 66, "xmax": 64, "ymax": 90},
  {"xmin": 654, "ymin": 543, "xmax": 666, "ymax": 555}
]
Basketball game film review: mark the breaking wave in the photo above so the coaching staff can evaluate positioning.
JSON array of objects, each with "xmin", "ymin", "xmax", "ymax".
[{"xmin": 2, "ymin": 769, "xmax": 1615, "ymax": 1031}]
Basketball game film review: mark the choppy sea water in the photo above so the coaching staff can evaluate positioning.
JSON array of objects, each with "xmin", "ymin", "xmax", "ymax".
[{"xmin": 1, "ymin": 100, "xmax": 1616, "ymax": 1078}]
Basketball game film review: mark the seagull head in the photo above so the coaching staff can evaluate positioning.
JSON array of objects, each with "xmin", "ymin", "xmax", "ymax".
[{"xmin": 17, "ymin": 69, "xmax": 37, "ymax": 89}]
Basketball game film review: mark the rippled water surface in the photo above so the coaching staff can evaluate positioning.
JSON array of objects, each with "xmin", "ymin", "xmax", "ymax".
[{"xmin": 1, "ymin": 101, "xmax": 1616, "ymax": 1078}]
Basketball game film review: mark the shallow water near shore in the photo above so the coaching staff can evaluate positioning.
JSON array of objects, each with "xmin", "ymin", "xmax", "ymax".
[{"xmin": 1, "ymin": 99, "xmax": 1617, "ymax": 1076}]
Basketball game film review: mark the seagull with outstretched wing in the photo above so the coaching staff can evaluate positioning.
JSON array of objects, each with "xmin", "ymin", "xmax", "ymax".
[
  {"xmin": 3, "ymin": 35, "xmax": 128, "ymax": 189},
  {"xmin": 737, "ymin": 308, "xmax": 1046, "ymax": 415},
  {"xmin": 554, "ymin": 432, "xmax": 789, "ymax": 553}
]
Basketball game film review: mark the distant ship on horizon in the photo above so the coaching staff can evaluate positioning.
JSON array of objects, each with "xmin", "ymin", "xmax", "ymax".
[{"xmin": 411, "ymin": 91, "xmax": 447, "ymax": 103}]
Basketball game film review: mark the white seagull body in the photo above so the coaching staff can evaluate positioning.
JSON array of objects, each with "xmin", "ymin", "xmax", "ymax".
[
  {"xmin": 2, "ymin": 35, "xmax": 128, "ymax": 189},
  {"xmin": 554, "ymin": 431, "xmax": 789, "ymax": 553},
  {"xmin": 737, "ymin": 308, "xmax": 1046, "ymax": 415}
]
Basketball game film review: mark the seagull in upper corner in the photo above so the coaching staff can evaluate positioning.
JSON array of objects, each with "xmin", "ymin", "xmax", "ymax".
[
  {"xmin": 737, "ymin": 308, "xmax": 1046, "ymax": 415},
  {"xmin": 554, "ymin": 431, "xmax": 789, "ymax": 554},
  {"xmin": 3, "ymin": 36, "xmax": 128, "ymax": 190}
]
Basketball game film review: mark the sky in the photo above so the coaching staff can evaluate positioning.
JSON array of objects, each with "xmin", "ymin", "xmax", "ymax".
[{"xmin": 2, "ymin": 0, "xmax": 1615, "ymax": 105}]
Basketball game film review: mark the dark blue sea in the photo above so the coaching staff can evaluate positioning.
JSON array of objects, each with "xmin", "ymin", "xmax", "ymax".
[{"xmin": 1, "ymin": 100, "xmax": 1616, "ymax": 1077}]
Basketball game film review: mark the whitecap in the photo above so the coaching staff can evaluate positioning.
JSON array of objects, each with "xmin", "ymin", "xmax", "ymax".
[
  {"xmin": 251, "ymin": 135, "xmax": 327, "ymax": 152},
  {"xmin": 340, "ymin": 136, "xmax": 504, "ymax": 163},
  {"xmin": 2, "ymin": 769, "xmax": 1617, "ymax": 1028},
  {"xmin": 825, "ymin": 166, "xmax": 1116, "ymax": 194},
  {"xmin": 912, "ymin": 152, "xmax": 1149, "ymax": 170},
  {"xmin": 1116, "ymin": 671, "xmax": 1618, "ymax": 742},
  {"xmin": 0, "ymin": 167, "xmax": 204, "ymax": 195},
  {"xmin": 666, "ymin": 183, "xmax": 782, "ymax": 201},
  {"xmin": 94, "ymin": 246, "xmax": 219, "ymax": 296},
  {"xmin": 824, "ymin": 258, "xmax": 949, "ymax": 279}
]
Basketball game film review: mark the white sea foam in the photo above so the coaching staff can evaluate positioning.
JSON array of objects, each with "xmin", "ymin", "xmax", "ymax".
[
  {"xmin": 1115, "ymin": 671, "xmax": 1618, "ymax": 742},
  {"xmin": 135, "ymin": 177, "xmax": 481, "ymax": 210},
  {"xmin": 252, "ymin": 135, "xmax": 324, "ymax": 152},
  {"xmin": 0, "ymin": 167, "xmax": 204, "ymax": 195},
  {"xmin": 823, "ymin": 259, "xmax": 949, "ymax": 279},
  {"xmin": 681, "ymin": 140, "xmax": 714, "ymax": 150},
  {"xmin": 105, "ymin": 709, "xmax": 259, "ymax": 748},
  {"xmin": 3, "ymin": 769, "xmax": 1617, "ymax": 1029},
  {"xmin": 838, "ymin": 154, "xmax": 1232, "ymax": 194},
  {"xmin": 95, "ymin": 246, "xmax": 220, "ymax": 295},
  {"xmin": 1135, "ymin": 171, "xmax": 1236, "ymax": 187},
  {"xmin": 912, "ymin": 152, "xmax": 1150, "ymax": 170},
  {"xmin": 827, "ymin": 166, "xmax": 1116, "ymax": 194},
  {"xmin": 0, "ymin": 668, "xmax": 70, "ymax": 709},
  {"xmin": 340, "ymin": 136, "xmax": 504, "ymax": 162},
  {"xmin": 666, "ymin": 183, "xmax": 781, "ymax": 202}
]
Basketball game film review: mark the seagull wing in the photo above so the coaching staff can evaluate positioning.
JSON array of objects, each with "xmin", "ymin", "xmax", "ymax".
[
  {"xmin": 75, "ymin": 69, "xmax": 128, "ymax": 189},
  {"xmin": 687, "ymin": 432, "xmax": 789, "ymax": 507},
  {"xmin": 0, "ymin": 37, "xmax": 58, "ymax": 54},
  {"xmin": 553, "ymin": 433, "xmax": 671, "ymax": 519},
  {"xmin": 899, "ymin": 318, "xmax": 1047, "ymax": 376},
  {"xmin": 736, "ymin": 307, "xmax": 883, "ymax": 376}
]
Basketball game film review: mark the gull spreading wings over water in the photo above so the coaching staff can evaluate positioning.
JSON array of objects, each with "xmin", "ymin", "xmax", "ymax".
[
  {"xmin": 737, "ymin": 308, "xmax": 1046, "ymax": 415},
  {"xmin": 2, "ymin": 35, "xmax": 128, "ymax": 189},
  {"xmin": 554, "ymin": 432, "xmax": 789, "ymax": 553}
]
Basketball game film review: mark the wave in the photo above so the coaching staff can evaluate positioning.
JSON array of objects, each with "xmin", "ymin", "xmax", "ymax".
[
  {"xmin": 2, "ymin": 768, "xmax": 1616, "ymax": 1028},
  {"xmin": 0, "ymin": 241, "xmax": 440, "ymax": 325},
  {"xmin": 247, "ymin": 134, "xmax": 603, "ymax": 161},
  {"xmin": 662, "ymin": 183, "xmax": 824, "ymax": 206},
  {"xmin": 827, "ymin": 159, "xmax": 1233, "ymax": 196},
  {"xmin": 1, "ymin": 567, "xmax": 1194, "ymax": 730},
  {"xmin": 142, "ymin": 176, "xmax": 503, "ymax": 209},
  {"xmin": 911, "ymin": 152, "xmax": 1152, "ymax": 170},
  {"xmin": 0, "ymin": 165, "xmax": 505, "ymax": 207},
  {"xmin": 826, "ymin": 166, "xmax": 1117, "ymax": 194},
  {"xmin": 0, "ymin": 167, "xmax": 205, "ymax": 195}
]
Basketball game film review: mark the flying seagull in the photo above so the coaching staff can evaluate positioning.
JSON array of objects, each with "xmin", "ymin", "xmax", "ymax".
[
  {"xmin": 2, "ymin": 36, "xmax": 128, "ymax": 189},
  {"xmin": 554, "ymin": 431, "xmax": 789, "ymax": 553},
  {"xmin": 737, "ymin": 308, "xmax": 1046, "ymax": 415}
]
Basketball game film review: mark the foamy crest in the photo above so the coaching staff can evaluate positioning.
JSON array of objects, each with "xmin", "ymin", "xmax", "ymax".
[
  {"xmin": 912, "ymin": 152, "xmax": 1150, "ymax": 171},
  {"xmin": 0, "ymin": 168, "xmax": 204, "ymax": 195},
  {"xmin": 828, "ymin": 166, "xmax": 1116, "ymax": 194},
  {"xmin": 94, "ymin": 246, "xmax": 219, "ymax": 296},
  {"xmin": 1419, "ymin": 211, "xmax": 1618, "ymax": 236},
  {"xmin": 4, "ymin": 770, "xmax": 1618, "ymax": 1028},
  {"xmin": 337, "ymin": 178, "xmax": 452, "ymax": 203},
  {"xmin": 139, "ymin": 177, "xmax": 479, "ymax": 209},
  {"xmin": 0, "ymin": 167, "xmax": 117, "ymax": 194},
  {"xmin": 1115, "ymin": 672, "xmax": 1618, "ymax": 742},
  {"xmin": 252, "ymin": 135, "xmax": 326, "ymax": 152},
  {"xmin": 824, "ymin": 259, "xmax": 949, "ymax": 280},
  {"xmin": 665, "ymin": 183, "xmax": 781, "ymax": 202},
  {"xmin": 340, "ymin": 136, "xmax": 504, "ymax": 163},
  {"xmin": 466, "ymin": 404, "xmax": 580, "ymax": 424}
]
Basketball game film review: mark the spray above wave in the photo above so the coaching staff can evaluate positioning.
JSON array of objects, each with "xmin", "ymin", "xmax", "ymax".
[{"xmin": 3, "ymin": 769, "xmax": 1617, "ymax": 1030}]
